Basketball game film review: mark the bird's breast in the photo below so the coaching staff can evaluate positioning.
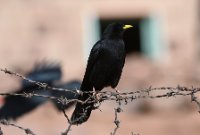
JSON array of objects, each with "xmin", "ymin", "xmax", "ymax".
[{"xmin": 102, "ymin": 43, "xmax": 125, "ymax": 60}]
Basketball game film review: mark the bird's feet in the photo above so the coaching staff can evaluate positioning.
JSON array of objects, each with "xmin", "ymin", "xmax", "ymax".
[
  {"xmin": 92, "ymin": 87, "xmax": 103, "ymax": 101},
  {"xmin": 115, "ymin": 88, "xmax": 120, "ymax": 94},
  {"xmin": 93, "ymin": 92, "xmax": 103, "ymax": 102},
  {"xmin": 92, "ymin": 90, "xmax": 102, "ymax": 110},
  {"xmin": 114, "ymin": 88, "xmax": 123, "ymax": 99}
]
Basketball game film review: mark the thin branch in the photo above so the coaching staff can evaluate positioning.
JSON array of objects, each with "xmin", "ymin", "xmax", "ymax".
[
  {"xmin": 191, "ymin": 89, "xmax": 200, "ymax": 113},
  {"xmin": 61, "ymin": 124, "xmax": 72, "ymax": 135},
  {"xmin": 0, "ymin": 127, "xmax": 3, "ymax": 135},
  {"xmin": 62, "ymin": 109, "xmax": 71, "ymax": 123},
  {"xmin": 111, "ymin": 100, "xmax": 122, "ymax": 135},
  {"xmin": 61, "ymin": 109, "xmax": 72, "ymax": 135},
  {"xmin": 0, "ymin": 119, "xmax": 35, "ymax": 135}
]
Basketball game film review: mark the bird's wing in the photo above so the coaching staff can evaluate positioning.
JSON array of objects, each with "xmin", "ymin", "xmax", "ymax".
[
  {"xmin": 85, "ymin": 41, "xmax": 103, "ymax": 77},
  {"xmin": 81, "ymin": 41, "xmax": 103, "ymax": 90},
  {"xmin": 22, "ymin": 61, "xmax": 62, "ymax": 89}
]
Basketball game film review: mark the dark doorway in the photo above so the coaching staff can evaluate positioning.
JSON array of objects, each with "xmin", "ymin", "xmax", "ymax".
[{"xmin": 99, "ymin": 18, "xmax": 142, "ymax": 55}]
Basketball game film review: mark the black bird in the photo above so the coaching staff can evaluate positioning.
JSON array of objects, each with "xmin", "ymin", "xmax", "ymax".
[
  {"xmin": 71, "ymin": 23, "xmax": 133, "ymax": 124},
  {"xmin": 0, "ymin": 62, "xmax": 81, "ymax": 120}
]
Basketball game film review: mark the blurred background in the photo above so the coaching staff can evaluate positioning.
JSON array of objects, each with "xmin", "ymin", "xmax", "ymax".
[{"xmin": 0, "ymin": 0, "xmax": 200, "ymax": 135}]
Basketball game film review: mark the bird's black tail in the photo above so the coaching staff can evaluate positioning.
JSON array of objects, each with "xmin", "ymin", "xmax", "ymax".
[
  {"xmin": 70, "ymin": 96, "xmax": 93, "ymax": 125},
  {"xmin": 70, "ymin": 81, "xmax": 94, "ymax": 125}
]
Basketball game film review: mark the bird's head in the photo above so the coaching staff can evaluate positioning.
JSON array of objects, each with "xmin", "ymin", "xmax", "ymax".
[{"xmin": 103, "ymin": 23, "xmax": 133, "ymax": 39}]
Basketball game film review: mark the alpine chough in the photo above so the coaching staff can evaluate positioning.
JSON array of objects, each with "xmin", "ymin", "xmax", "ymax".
[{"xmin": 71, "ymin": 22, "xmax": 133, "ymax": 124}]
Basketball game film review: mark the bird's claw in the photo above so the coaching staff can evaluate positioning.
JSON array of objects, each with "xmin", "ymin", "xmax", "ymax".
[{"xmin": 115, "ymin": 88, "xmax": 120, "ymax": 93}]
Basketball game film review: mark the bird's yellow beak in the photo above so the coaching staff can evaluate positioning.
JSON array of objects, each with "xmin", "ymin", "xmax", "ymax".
[{"xmin": 123, "ymin": 25, "xmax": 133, "ymax": 30}]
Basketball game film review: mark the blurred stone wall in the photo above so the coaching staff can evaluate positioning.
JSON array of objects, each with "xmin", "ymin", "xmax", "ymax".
[{"xmin": 0, "ymin": 0, "xmax": 198, "ymax": 84}]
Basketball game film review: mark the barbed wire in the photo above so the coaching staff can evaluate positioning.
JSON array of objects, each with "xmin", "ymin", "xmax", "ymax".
[
  {"xmin": 0, "ymin": 68, "xmax": 79, "ymax": 94},
  {"xmin": 0, "ymin": 68, "xmax": 200, "ymax": 135}
]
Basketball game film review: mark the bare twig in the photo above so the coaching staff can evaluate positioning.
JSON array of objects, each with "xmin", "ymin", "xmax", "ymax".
[
  {"xmin": 0, "ymin": 119, "xmax": 35, "ymax": 135},
  {"xmin": 0, "ymin": 127, "xmax": 3, "ymax": 135},
  {"xmin": 111, "ymin": 100, "xmax": 122, "ymax": 135},
  {"xmin": 62, "ymin": 109, "xmax": 71, "ymax": 123},
  {"xmin": 61, "ymin": 109, "xmax": 72, "ymax": 135},
  {"xmin": 61, "ymin": 124, "xmax": 72, "ymax": 135},
  {"xmin": 191, "ymin": 89, "xmax": 200, "ymax": 113}
]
